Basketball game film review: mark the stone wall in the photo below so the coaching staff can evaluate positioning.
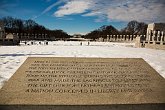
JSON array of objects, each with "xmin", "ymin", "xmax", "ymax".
[
  {"xmin": 96, "ymin": 35, "xmax": 137, "ymax": 42},
  {"xmin": 135, "ymin": 30, "xmax": 165, "ymax": 50},
  {"xmin": 145, "ymin": 43, "xmax": 165, "ymax": 50},
  {"xmin": 16, "ymin": 33, "xmax": 49, "ymax": 40}
]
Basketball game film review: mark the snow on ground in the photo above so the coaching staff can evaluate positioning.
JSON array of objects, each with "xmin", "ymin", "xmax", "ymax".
[{"xmin": 0, "ymin": 41, "xmax": 165, "ymax": 88}]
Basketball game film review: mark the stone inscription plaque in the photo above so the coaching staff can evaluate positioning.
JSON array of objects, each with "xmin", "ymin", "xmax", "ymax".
[{"xmin": 0, "ymin": 57, "xmax": 165, "ymax": 106}]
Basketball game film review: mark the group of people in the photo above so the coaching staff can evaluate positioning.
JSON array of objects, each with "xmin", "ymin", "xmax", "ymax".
[
  {"xmin": 24, "ymin": 41, "xmax": 48, "ymax": 45},
  {"xmin": 80, "ymin": 42, "xmax": 90, "ymax": 46}
]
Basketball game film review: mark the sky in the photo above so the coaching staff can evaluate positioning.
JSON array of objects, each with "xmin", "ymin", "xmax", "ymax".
[{"xmin": 0, "ymin": 0, "xmax": 165, "ymax": 35}]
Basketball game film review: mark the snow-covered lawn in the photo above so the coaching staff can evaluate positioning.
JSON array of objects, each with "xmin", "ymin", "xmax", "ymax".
[{"xmin": 0, "ymin": 41, "xmax": 165, "ymax": 88}]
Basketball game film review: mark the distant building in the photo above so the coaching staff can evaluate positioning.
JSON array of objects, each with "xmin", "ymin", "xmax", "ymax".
[
  {"xmin": 0, "ymin": 22, "xmax": 20, "ymax": 45},
  {"xmin": 73, "ymin": 34, "xmax": 82, "ymax": 38},
  {"xmin": 68, "ymin": 34, "xmax": 92, "ymax": 41}
]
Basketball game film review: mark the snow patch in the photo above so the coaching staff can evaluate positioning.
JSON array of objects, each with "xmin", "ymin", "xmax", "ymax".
[{"xmin": 0, "ymin": 41, "xmax": 164, "ymax": 88}]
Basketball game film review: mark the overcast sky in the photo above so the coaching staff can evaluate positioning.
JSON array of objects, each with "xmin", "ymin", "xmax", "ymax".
[{"xmin": 0, "ymin": 0, "xmax": 165, "ymax": 35}]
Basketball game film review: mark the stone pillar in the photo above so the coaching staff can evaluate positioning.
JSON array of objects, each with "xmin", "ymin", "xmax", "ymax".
[
  {"xmin": 98, "ymin": 38, "xmax": 100, "ymax": 42},
  {"xmin": 133, "ymin": 35, "xmax": 136, "ymax": 41},
  {"xmin": 152, "ymin": 31, "xmax": 156, "ymax": 44},
  {"xmin": 16, "ymin": 33, "xmax": 19, "ymax": 39},
  {"xmin": 162, "ymin": 31, "xmax": 164, "ymax": 41},
  {"xmin": 119, "ymin": 35, "xmax": 121, "ymax": 41},
  {"xmin": 111, "ymin": 35, "xmax": 113, "ymax": 41},
  {"xmin": 160, "ymin": 31, "xmax": 164, "ymax": 45},
  {"xmin": 41, "ymin": 34, "xmax": 43, "ymax": 39},
  {"xmin": 103, "ymin": 38, "xmax": 105, "ymax": 42},
  {"xmin": 143, "ymin": 35, "xmax": 146, "ymax": 42},
  {"xmin": 130, "ymin": 35, "xmax": 133, "ymax": 41},
  {"xmin": 157, "ymin": 31, "xmax": 160, "ymax": 41},
  {"xmin": 24, "ymin": 33, "xmax": 26, "ymax": 40},
  {"xmin": 35, "ymin": 34, "xmax": 37, "ymax": 39},
  {"xmin": 45, "ymin": 34, "xmax": 47, "ymax": 40},
  {"xmin": 31, "ymin": 33, "xmax": 33, "ymax": 39},
  {"xmin": 148, "ymin": 30, "xmax": 151, "ymax": 43},
  {"xmin": 115, "ymin": 35, "xmax": 117, "ymax": 41},
  {"xmin": 39, "ymin": 34, "xmax": 41, "ymax": 39},
  {"xmin": 43, "ymin": 34, "xmax": 45, "ymax": 39},
  {"xmin": 126, "ymin": 35, "xmax": 129, "ymax": 41},
  {"xmin": 123, "ymin": 35, "xmax": 126, "ymax": 41},
  {"xmin": 146, "ymin": 30, "xmax": 149, "ymax": 41},
  {"xmin": 101, "ymin": 37, "xmax": 103, "ymax": 42},
  {"xmin": 135, "ymin": 35, "xmax": 141, "ymax": 48},
  {"xmin": 28, "ymin": 33, "xmax": 30, "ymax": 40},
  {"xmin": 110, "ymin": 35, "xmax": 112, "ymax": 41},
  {"xmin": 116, "ymin": 35, "xmax": 119, "ymax": 41},
  {"xmin": 152, "ymin": 31, "xmax": 156, "ymax": 41},
  {"xmin": 107, "ymin": 35, "xmax": 109, "ymax": 42},
  {"xmin": 113, "ymin": 35, "xmax": 116, "ymax": 41},
  {"xmin": 120, "ymin": 35, "xmax": 123, "ymax": 41}
]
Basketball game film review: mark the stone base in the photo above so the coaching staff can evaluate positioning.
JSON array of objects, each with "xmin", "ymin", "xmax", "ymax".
[
  {"xmin": 0, "ymin": 57, "xmax": 165, "ymax": 110},
  {"xmin": 1, "ymin": 104, "xmax": 165, "ymax": 110},
  {"xmin": 145, "ymin": 44, "xmax": 165, "ymax": 50}
]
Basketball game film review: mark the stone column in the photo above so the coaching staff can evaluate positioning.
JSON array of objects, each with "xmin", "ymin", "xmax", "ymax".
[
  {"xmin": 143, "ymin": 35, "xmax": 146, "ymax": 42},
  {"xmin": 42, "ymin": 34, "xmax": 44, "ymax": 39},
  {"xmin": 39, "ymin": 34, "xmax": 41, "ymax": 40},
  {"xmin": 98, "ymin": 38, "xmax": 100, "ymax": 42},
  {"xmin": 35, "ymin": 34, "xmax": 37, "ymax": 39},
  {"xmin": 120, "ymin": 35, "xmax": 122, "ymax": 41},
  {"xmin": 32, "ymin": 34, "xmax": 34, "ymax": 39},
  {"xmin": 133, "ymin": 35, "xmax": 136, "ymax": 41},
  {"xmin": 148, "ymin": 30, "xmax": 151, "ymax": 43},
  {"xmin": 16, "ymin": 33, "xmax": 19, "ymax": 39},
  {"xmin": 160, "ymin": 31, "xmax": 164, "ymax": 45},
  {"xmin": 28, "ymin": 33, "xmax": 30, "ymax": 40},
  {"xmin": 101, "ymin": 37, "xmax": 104, "ymax": 42},
  {"xmin": 152, "ymin": 31, "xmax": 156, "ymax": 41},
  {"xmin": 45, "ymin": 34, "xmax": 47, "ymax": 40},
  {"xmin": 157, "ymin": 31, "xmax": 160, "ymax": 41},
  {"xmin": 130, "ymin": 35, "xmax": 132, "ymax": 41},
  {"xmin": 116, "ymin": 35, "xmax": 118, "ymax": 41},
  {"xmin": 123, "ymin": 35, "xmax": 126, "ymax": 41},
  {"xmin": 107, "ymin": 35, "xmax": 109, "ymax": 42},
  {"xmin": 135, "ymin": 35, "xmax": 141, "ymax": 48},
  {"xmin": 126, "ymin": 35, "xmax": 129, "ymax": 41},
  {"xmin": 148, "ymin": 30, "xmax": 151, "ymax": 41},
  {"xmin": 152, "ymin": 31, "xmax": 156, "ymax": 44},
  {"xmin": 113, "ymin": 35, "xmax": 116, "ymax": 41},
  {"xmin": 110, "ymin": 35, "xmax": 112, "ymax": 41},
  {"xmin": 119, "ymin": 35, "xmax": 121, "ymax": 41},
  {"xmin": 24, "ymin": 33, "xmax": 26, "ymax": 40}
]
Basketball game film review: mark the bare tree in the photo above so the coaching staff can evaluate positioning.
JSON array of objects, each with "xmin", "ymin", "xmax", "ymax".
[
  {"xmin": 122, "ymin": 20, "xmax": 147, "ymax": 35},
  {"xmin": 0, "ymin": 16, "xmax": 70, "ymax": 40}
]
